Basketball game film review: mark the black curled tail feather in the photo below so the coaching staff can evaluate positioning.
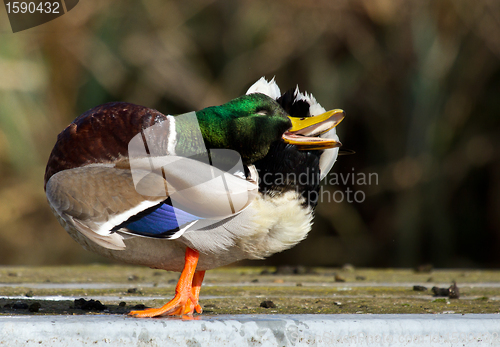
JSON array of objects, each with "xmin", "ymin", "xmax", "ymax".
[
  {"xmin": 276, "ymin": 89, "xmax": 311, "ymax": 118},
  {"xmin": 254, "ymin": 141, "xmax": 321, "ymax": 209}
]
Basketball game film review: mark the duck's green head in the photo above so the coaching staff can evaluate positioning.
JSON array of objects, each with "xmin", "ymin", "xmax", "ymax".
[
  {"xmin": 195, "ymin": 93, "xmax": 292, "ymax": 163},
  {"xmin": 190, "ymin": 93, "xmax": 341, "ymax": 164}
]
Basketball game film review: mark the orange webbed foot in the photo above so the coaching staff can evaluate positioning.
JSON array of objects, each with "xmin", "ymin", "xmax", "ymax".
[
  {"xmin": 128, "ymin": 248, "xmax": 205, "ymax": 318},
  {"xmin": 128, "ymin": 295, "xmax": 200, "ymax": 317}
]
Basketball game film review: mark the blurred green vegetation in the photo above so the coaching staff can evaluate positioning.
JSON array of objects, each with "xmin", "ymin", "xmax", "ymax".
[{"xmin": 0, "ymin": 0, "xmax": 498, "ymax": 267}]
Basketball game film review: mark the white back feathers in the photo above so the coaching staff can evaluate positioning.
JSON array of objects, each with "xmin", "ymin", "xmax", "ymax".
[{"xmin": 246, "ymin": 77, "xmax": 281, "ymax": 99}]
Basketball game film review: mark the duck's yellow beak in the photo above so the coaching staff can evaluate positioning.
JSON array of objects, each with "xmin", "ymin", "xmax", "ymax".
[{"xmin": 282, "ymin": 109, "xmax": 344, "ymax": 150}]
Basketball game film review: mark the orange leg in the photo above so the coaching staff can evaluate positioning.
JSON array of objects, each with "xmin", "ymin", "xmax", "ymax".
[
  {"xmin": 179, "ymin": 270, "xmax": 206, "ymax": 315},
  {"xmin": 129, "ymin": 248, "xmax": 205, "ymax": 318}
]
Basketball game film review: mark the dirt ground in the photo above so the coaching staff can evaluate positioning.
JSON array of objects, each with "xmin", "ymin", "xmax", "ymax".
[{"xmin": 0, "ymin": 265, "xmax": 499, "ymax": 316}]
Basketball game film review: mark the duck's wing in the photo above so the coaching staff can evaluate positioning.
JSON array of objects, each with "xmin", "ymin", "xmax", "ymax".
[{"xmin": 46, "ymin": 156, "xmax": 258, "ymax": 251}]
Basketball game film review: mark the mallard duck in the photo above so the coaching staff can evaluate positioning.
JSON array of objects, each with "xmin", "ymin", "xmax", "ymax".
[{"xmin": 44, "ymin": 77, "xmax": 344, "ymax": 317}]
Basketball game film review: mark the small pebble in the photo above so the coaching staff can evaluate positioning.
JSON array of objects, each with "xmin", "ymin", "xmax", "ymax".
[
  {"xmin": 292, "ymin": 265, "xmax": 309, "ymax": 275},
  {"xmin": 273, "ymin": 279, "xmax": 284, "ymax": 284},
  {"xmin": 25, "ymin": 290, "xmax": 34, "ymax": 297},
  {"xmin": 12, "ymin": 302, "xmax": 29, "ymax": 310},
  {"xmin": 251, "ymin": 279, "xmax": 259, "ymax": 283},
  {"xmin": 29, "ymin": 302, "xmax": 41, "ymax": 313},
  {"xmin": 334, "ymin": 273, "xmax": 346, "ymax": 282},
  {"xmin": 128, "ymin": 275, "xmax": 139, "ymax": 281},
  {"xmin": 260, "ymin": 300, "xmax": 276, "ymax": 308},
  {"xmin": 432, "ymin": 286, "xmax": 450, "ymax": 297},
  {"xmin": 273, "ymin": 265, "xmax": 315, "ymax": 275},
  {"xmin": 127, "ymin": 288, "xmax": 138, "ymax": 294},
  {"xmin": 296, "ymin": 283, "xmax": 302, "ymax": 287},
  {"xmin": 74, "ymin": 298, "xmax": 107, "ymax": 311},
  {"xmin": 449, "ymin": 282, "xmax": 460, "ymax": 299},
  {"xmin": 119, "ymin": 302, "xmax": 126, "ymax": 307},
  {"xmin": 132, "ymin": 304, "xmax": 146, "ymax": 310},
  {"xmin": 413, "ymin": 285, "xmax": 427, "ymax": 291},
  {"xmin": 355, "ymin": 276, "xmax": 366, "ymax": 281}
]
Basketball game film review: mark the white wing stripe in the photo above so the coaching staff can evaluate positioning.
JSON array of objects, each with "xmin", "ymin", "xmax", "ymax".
[{"xmin": 95, "ymin": 200, "xmax": 160, "ymax": 236}]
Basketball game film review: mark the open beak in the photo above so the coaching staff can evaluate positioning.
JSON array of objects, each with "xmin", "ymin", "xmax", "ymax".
[{"xmin": 282, "ymin": 109, "xmax": 344, "ymax": 150}]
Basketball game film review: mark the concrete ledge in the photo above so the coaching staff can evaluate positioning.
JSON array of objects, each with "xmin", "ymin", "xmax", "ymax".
[{"xmin": 1, "ymin": 314, "xmax": 499, "ymax": 346}]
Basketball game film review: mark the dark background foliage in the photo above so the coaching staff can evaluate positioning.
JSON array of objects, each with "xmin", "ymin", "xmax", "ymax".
[{"xmin": 0, "ymin": 0, "xmax": 498, "ymax": 268}]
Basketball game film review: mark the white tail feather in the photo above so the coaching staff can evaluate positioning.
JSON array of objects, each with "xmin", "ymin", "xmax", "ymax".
[{"xmin": 246, "ymin": 77, "xmax": 281, "ymax": 99}]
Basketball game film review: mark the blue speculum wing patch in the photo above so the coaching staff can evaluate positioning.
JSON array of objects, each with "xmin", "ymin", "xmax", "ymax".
[{"xmin": 118, "ymin": 201, "xmax": 200, "ymax": 238}]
